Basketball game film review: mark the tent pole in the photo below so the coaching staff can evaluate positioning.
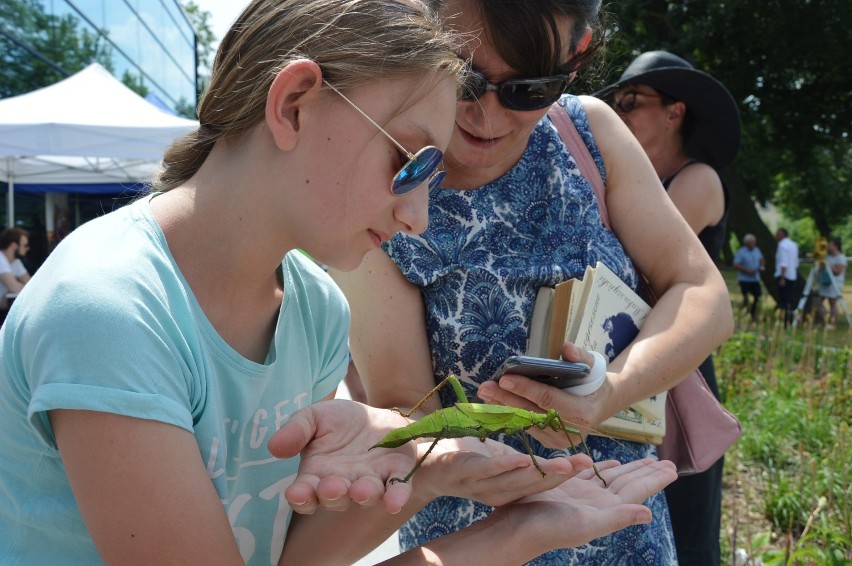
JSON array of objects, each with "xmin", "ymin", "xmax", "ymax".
[{"xmin": 6, "ymin": 157, "xmax": 14, "ymax": 228}]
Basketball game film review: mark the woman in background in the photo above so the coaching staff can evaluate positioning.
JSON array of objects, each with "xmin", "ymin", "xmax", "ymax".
[{"xmin": 598, "ymin": 49, "xmax": 742, "ymax": 566}]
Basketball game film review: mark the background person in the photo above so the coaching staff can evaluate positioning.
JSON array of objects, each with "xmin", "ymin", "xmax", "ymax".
[
  {"xmin": 733, "ymin": 233, "xmax": 765, "ymax": 320},
  {"xmin": 0, "ymin": 227, "xmax": 31, "ymax": 295},
  {"xmin": 334, "ymin": 2, "xmax": 733, "ymax": 564},
  {"xmin": 597, "ymin": 48, "xmax": 741, "ymax": 566},
  {"xmin": 0, "ymin": 227, "xmax": 31, "ymax": 324},
  {"xmin": 816, "ymin": 237, "xmax": 847, "ymax": 328},
  {"xmin": 774, "ymin": 227, "xmax": 799, "ymax": 326}
]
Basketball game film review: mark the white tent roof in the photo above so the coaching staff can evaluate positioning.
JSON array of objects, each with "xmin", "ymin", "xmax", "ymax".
[
  {"xmin": 2, "ymin": 155, "xmax": 159, "ymax": 189},
  {"xmin": 0, "ymin": 62, "xmax": 197, "ymax": 162},
  {"xmin": 0, "ymin": 62, "xmax": 198, "ymax": 225}
]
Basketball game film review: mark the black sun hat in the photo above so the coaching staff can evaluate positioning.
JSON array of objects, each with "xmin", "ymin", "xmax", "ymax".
[{"xmin": 595, "ymin": 50, "xmax": 741, "ymax": 170}]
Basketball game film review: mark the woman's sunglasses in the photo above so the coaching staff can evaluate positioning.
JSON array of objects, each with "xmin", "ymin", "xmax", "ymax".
[
  {"xmin": 459, "ymin": 68, "xmax": 571, "ymax": 111},
  {"xmin": 612, "ymin": 90, "xmax": 664, "ymax": 114},
  {"xmin": 324, "ymin": 81, "xmax": 445, "ymax": 196}
]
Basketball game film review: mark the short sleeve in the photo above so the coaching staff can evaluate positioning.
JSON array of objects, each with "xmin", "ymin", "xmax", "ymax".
[{"xmin": 19, "ymin": 276, "xmax": 196, "ymax": 448}]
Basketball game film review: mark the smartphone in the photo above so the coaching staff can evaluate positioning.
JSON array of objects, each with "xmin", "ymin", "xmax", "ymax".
[{"xmin": 490, "ymin": 355, "xmax": 591, "ymax": 389}]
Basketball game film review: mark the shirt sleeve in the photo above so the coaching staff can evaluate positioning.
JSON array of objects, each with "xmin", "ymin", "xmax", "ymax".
[
  {"xmin": 11, "ymin": 259, "xmax": 28, "ymax": 277},
  {"xmin": 21, "ymin": 277, "xmax": 195, "ymax": 449}
]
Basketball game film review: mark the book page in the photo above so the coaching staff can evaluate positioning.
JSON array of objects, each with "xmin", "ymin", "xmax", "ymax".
[
  {"xmin": 564, "ymin": 265, "xmax": 595, "ymax": 344},
  {"xmin": 597, "ymin": 407, "xmax": 665, "ymax": 444}
]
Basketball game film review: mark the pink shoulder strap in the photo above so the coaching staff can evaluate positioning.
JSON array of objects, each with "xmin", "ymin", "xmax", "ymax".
[
  {"xmin": 547, "ymin": 104, "xmax": 611, "ymax": 229},
  {"xmin": 548, "ymin": 104, "xmax": 657, "ymax": 300}
]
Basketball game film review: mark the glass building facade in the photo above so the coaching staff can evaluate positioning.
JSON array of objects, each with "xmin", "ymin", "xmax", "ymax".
[
  {"xmin": 0, "ymin": 0, "xmax": 198, "ymax": 270},
  {"xmin": 1, "ymin": 0, "xmax": 198, "ymax": 114}
]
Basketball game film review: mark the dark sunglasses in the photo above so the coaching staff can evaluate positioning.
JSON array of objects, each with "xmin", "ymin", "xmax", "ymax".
[
  {"xmin": 612, "ymin": 90, "xmax": 665, "ymax": 114},
  {"xmin": 459, "ymin": 68, "xmax": 571, "ymax": 111},
  {"xmin": 324, "ymin": 81, "xmax": 445, "ymax": 195}
]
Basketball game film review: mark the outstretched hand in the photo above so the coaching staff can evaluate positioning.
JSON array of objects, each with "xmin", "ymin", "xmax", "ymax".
[
  {"xmin": 268, "ymin": 400, "xmax": 416, "ymax": 515},
  {"xmin": 268, "ymin": 399, "xmax": 602, "ymax": 517},
  {"xmin": 412, "ymin": 435, "xmax": 595, "ymax": 507},
  {"xmin": 490, "ymin": 458, "xmax": 678, "ymax": 552}
]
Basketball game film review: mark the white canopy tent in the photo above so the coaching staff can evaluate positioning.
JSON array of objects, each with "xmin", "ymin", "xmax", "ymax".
[{"xmin": 0, "ymin": 62, "xmax": 198, "ymax": 226}]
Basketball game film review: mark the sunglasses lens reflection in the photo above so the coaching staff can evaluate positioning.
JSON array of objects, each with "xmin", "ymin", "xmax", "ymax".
[
  {"xmin": 392, "ymin": 146, "xmax": 443, "ymax": 195},
  {"xmin": 502, "ymin": 79, "xmax": 565, "ymax": 110}
]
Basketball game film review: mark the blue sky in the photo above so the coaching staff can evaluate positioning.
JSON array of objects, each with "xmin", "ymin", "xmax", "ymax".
[{"xmin": 192, "ymin": 0, "xmax": 249, "ymax": 48}]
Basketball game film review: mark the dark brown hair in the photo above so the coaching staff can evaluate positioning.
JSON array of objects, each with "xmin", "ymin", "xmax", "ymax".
[
  {"xmin": 0, "ymin": 228, "xmax": 29, "ymax": 251},
  {"xmin": 427, "ymin": 0, "xmax": 605, "ymax": 77}
]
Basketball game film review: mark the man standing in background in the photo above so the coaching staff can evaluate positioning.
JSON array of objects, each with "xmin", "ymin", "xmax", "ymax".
[
  {"xmin": 0, "ymin": 227, "xmax": 31, "ymax": 324},
  {"xmin": 774, "ymin": 228, "xmax": 799, "ymax": 326},
  {"xmin": 733, "ymin": 233, "xmax": 764, "ymax": 321}
]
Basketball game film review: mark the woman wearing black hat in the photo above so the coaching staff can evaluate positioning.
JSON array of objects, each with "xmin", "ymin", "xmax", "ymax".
[{"xmin": 598, "ymin": 49, "xmax": 742, "ymax": 566}]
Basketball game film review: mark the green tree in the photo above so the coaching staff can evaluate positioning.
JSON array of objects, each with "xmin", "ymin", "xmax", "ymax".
[{"xmin": 594, "ymin": 0, "xmax": 852, "ymax": 297}]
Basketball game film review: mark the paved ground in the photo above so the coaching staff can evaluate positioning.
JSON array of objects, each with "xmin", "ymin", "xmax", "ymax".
[{"xmin": 334, "ymin": 381, "xmax": 401, "ymax": 565}]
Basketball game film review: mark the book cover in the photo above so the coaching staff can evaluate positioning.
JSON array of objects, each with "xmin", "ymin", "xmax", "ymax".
[
  {"xmin": 572, "ymin": 261, "xmax": 665, "ymax": 442},
  {"xmin": 573, "ymin": 261, "xmax": 650, "ymax": 360},
  {"xmin": 544, "ymin": 278, "xmax": 579, "ymax": 359},
  {"xmin": 526, "ymin": 261, "xmax": 666, "ymax": 443}
]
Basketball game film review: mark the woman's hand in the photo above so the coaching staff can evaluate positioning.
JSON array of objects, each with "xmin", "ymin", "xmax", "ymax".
[
  {"xmin": 476, "ymin": 343, "xmax": 615, "ymax": 449},
  {"xmin": 392, "ymin": 458, "xmax": 677, "ymax": 565},
  {"xmin": 412, "ymin": 435, "xmax": 594, "ymax": 506},
  {"xmin": 486, "ymin": 458, "xmax": 677, "ymax": 554},
  {"xmin": 268, "ymin": 400, "xmax": 417, "ymax": 515}
]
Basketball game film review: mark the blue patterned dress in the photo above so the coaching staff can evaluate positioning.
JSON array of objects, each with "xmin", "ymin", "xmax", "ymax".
[{"xmin": 383, "ymin": 96, "xmax": 677, "ymax": 564}]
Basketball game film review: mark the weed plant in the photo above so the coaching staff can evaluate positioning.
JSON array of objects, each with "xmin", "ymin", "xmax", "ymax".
[{"xmin": 717, "ymin": 303, "xmax": 850, "ymax": 565}]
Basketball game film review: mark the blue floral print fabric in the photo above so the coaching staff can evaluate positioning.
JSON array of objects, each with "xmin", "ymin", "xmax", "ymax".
[{"xmin": 383, "ymin": 95, "xmax": 677, "ymax": 564}]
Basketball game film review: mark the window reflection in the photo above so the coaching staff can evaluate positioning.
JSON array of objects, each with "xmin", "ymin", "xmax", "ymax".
[{"xmin": 3, "ymin": 0, "xmax": 196, "ymax": 115}]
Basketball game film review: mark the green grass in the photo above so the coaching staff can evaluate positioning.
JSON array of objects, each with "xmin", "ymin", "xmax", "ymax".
[{"xmin": 716, "ymin": 266, "xmax": 851, "ymax": 565}]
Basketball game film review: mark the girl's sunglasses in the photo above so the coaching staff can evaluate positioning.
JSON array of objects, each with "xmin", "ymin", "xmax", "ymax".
[
  {"xmin": 324, "ymin": 81, "xmax": 445, "ymax": 196},
  {"xmin": 459, "ymin": 68, "xmax": 571, "ymax": 111}
]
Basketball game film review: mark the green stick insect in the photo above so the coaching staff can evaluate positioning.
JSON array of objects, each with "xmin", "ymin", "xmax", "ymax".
[{"xmin": 371, "ymin": 375, "xmax": 606, "ymax": 486}]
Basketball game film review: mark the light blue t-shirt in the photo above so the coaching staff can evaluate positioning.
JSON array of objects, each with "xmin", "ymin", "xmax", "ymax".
[
  {"xmin": 734, "ymin": 246, "xmax": 764, "ymax": 282},
  {"xmin": 0, "ymin": 197, "xmax": 350, "ymax": 565}
]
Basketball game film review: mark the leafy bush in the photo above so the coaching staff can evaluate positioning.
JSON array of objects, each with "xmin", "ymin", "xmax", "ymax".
[{"xmin": 718, "ymin": 307, "xmax": 851, "ymax": 565}]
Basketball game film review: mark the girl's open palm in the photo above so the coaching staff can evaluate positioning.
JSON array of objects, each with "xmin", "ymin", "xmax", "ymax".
[{"xmin": 268, "ymin": 400, "xmax": 417, "ymax": 514}]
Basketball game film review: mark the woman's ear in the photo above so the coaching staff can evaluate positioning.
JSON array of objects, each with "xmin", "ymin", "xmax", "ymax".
[
  {"xmin": 265, "ymin": 59, "xmax": 323, "ymax": 151},
  {"xmin": 576, "ymin": 26, "xmax": 593, "ymax": 55},
  {"xmin": 667, "ymin": 101, "xmax": 687, "ymax": 124}
]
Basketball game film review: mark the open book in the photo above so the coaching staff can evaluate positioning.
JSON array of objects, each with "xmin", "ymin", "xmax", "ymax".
[{"xmin": 527, "ymin": 261, "xmax": 666, "ymax": 444}]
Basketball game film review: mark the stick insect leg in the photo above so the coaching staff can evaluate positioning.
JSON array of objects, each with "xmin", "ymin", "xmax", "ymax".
[
  {"xmin": 558, "ymin": 423, "xmax": 607, "ymax": 487},
  {"xmin": 515, "ymin": 432, "xmax": 547, "ymax": 478},
  {"xmin": 392, "ymin": 376, "xmax": 463, "ymax": 418},
  {"xmin": 389, "ymin": 431, "xmax": 445, "ymax": 484}
]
